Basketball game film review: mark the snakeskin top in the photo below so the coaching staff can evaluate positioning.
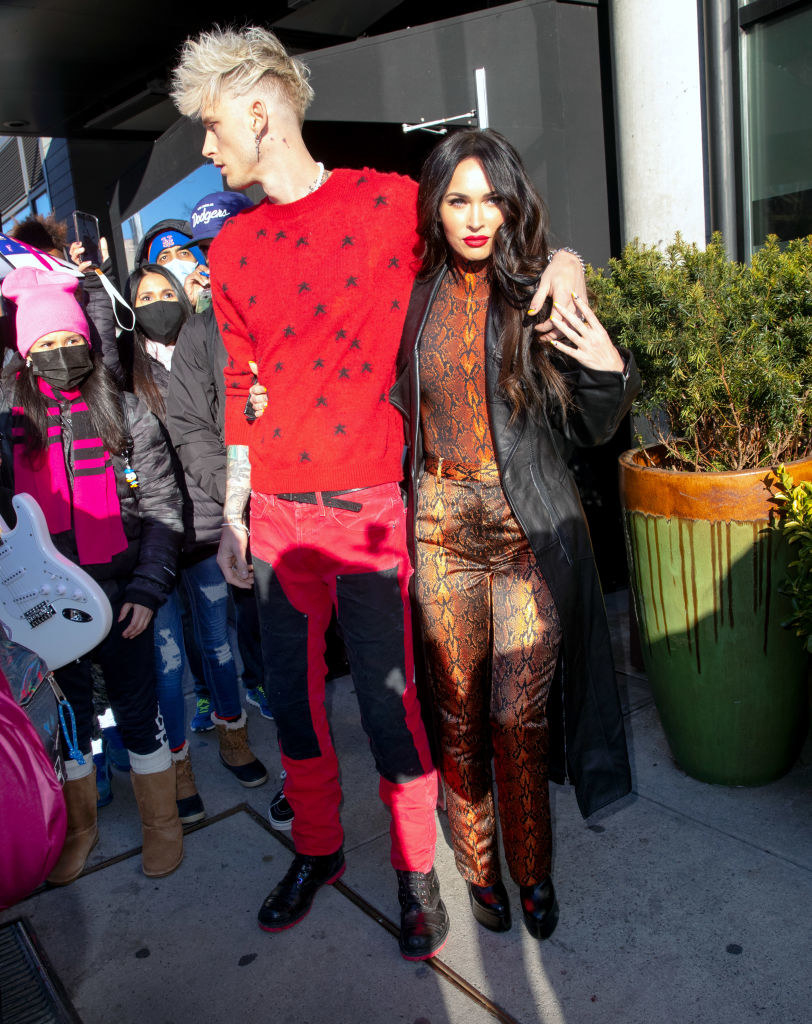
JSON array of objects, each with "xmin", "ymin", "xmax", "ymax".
[{"xmin": 419, "ymin": 260, "xmax": 497, "ymax": 465}]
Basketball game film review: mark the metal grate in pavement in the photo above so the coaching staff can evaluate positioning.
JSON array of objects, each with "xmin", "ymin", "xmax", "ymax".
[{"xmin": 0, "ymin": 919, "xmax": 82, "ymax": 1024}]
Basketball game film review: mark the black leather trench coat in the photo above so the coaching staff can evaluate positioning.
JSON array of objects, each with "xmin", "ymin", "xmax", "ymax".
[{"xmin": 390, "ymin": 268, "xmax": 641, "ymax": 819}]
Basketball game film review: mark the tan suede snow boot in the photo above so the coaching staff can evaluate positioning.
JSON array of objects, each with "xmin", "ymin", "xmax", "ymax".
[
  {"xmin": 47, "ymin": 768, "xmax": 99, "ymax": 886},
  {"xmin": 130, "ymin": 767, "xmax": 184, "ymax": 878},
  {"xmin": 213, "ymin": 711, "xmax": 268, "ymax": 788}
]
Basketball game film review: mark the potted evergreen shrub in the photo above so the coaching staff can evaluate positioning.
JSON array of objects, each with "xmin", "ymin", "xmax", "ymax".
[{"xmin": 587, "ymin": 233, "xmax": 812, "ymax": 785}]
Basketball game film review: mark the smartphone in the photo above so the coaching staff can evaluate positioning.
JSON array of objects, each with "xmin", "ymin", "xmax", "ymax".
[{"xmin": 72, "ymin": 211, "xmax": 102, "ymax": 267}]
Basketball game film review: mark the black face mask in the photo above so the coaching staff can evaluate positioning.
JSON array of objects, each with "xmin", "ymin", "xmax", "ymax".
[
  {"xmin": 135, "ymin": 301, "xmax": 185, "ymax": 344},
  {"xmin": 28, "ymin": 345, "xmax": 93, "ymax": 391}
]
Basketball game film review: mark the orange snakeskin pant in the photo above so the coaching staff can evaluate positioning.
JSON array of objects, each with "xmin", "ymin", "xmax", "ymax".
[{"xmin": 415, "ymin": 467, "xmax": 562, "ymax": 887}]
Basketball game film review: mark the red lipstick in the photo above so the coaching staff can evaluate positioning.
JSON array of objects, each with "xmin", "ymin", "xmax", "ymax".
[{"xmin": 464, "ymin": 236, "xmax": 489, "ymax": 248}]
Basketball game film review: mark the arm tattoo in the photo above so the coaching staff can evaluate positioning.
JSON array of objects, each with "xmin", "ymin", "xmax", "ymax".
[{"xmin": 223, "ymin": 444, "xmax": 252, "ymax": 523}]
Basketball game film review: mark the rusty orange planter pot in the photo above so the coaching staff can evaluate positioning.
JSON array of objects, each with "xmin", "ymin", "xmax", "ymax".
[{"xmin": 619, "ymin": 447, "xmax": 812, "ymax": 785}]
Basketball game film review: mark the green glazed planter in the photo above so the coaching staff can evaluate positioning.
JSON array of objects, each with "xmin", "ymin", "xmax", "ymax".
[{"xmin": 619, "ymin": 447, "xmax": 811, "ymax": 786}]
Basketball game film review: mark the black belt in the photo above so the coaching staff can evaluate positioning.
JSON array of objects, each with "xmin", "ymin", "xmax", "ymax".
[{"xmin": 275, "ymin": 489, "xmax": 363, "ymax": 512}]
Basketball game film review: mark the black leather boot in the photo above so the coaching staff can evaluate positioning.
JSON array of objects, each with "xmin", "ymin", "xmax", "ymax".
[
  {"xmin": 519, "ymin": 875, "xmax": 559, "ymax": 939},
  {"xmin": 468, "ymin": 880, "xmax": 512, "ymax": 932},
  {"xmin": 396, "ymin": 867, "xmax": 450, "ymax": 960},
  {"xmin": 258, "ymin": 848, "xmax": 345, "ymax": 931}
]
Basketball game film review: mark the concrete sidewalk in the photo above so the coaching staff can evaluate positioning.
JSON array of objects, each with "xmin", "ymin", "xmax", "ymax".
[{"xmin": 2, "ymin": 591, "xmax": 810, "ymax": 1024}]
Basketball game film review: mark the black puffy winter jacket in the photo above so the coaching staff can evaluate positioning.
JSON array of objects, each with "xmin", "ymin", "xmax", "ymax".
[
  {"xmin": 139, "ymin": 345, "xmax": 223, "ymax": 552},
  {"xmin": 165, "ymin": 306, "xmax": 227, "ymax": 507}
]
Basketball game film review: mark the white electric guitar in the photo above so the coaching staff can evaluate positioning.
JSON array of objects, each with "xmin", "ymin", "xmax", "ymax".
[{"xmin": 0, "ymin": 493, "xmax": 113, "ymax": 670}]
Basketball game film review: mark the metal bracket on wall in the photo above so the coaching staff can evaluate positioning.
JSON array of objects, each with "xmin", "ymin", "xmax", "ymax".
[{"xmin": 402, "ymin": 67, "xmax": 489, "ymax": 135}]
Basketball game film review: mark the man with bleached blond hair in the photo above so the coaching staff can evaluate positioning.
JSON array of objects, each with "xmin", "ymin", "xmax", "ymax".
[{"xmin": 170, "ymin": 24, "xmax": 585, "ymax": 961}]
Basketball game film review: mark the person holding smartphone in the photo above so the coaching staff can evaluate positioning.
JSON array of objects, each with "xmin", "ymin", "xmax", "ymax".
[
  {"xmin": 72, "ymin": 211, "xmax": 103, "ymax": 269},
  {"xmin": 9, "ymin": 214, "xmax": 122, "ymax": 386}
]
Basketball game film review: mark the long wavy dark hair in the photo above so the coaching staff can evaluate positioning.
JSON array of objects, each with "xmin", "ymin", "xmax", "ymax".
[
  {"xmin": 417, "ymin": 129, "xmax": 570, "ymax": 420},
  {"xmin": 127, "ymin": 263, "xmax": 193, "ymax": 419},
  {"xmin": 3, "ymin": 347, "xmax": 126, "ymax": 462}
]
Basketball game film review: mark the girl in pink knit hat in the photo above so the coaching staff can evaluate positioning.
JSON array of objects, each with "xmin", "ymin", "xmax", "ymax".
[{"xmin": 0, "ymin": 266, "xmax": 186, "ymax": 884}]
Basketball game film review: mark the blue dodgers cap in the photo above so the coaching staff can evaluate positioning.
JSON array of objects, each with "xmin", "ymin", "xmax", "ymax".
[
  {"xmin": 147, "ymin": 229, "xmax": 192, "ymax": 264},
  {"xmin": 190, "ymin": 191, "xmax": 253, "ymax": 243}
]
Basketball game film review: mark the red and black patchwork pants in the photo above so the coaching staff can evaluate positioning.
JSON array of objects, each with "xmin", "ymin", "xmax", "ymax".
[{"xmin": 251, "ymin": 482, "xmax": 437, "ymax": 872}]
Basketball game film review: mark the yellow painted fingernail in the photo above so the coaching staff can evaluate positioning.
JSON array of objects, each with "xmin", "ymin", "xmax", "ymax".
[
  {"xmin": 248, "ymin": 360, "xmax": 258, "ymax": 374},
  {"xmin": 527, "ymin": 307, "xmax": 537, "ymax": 316},
  {"xmin": 571, "ymin": 291, "xmax": 580, "ymax": 300}
]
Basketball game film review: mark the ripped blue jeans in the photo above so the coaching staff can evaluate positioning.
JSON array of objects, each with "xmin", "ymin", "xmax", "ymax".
[{"xmin": 154, "ymin": 553, "xmax": 242, "ymax": 749}]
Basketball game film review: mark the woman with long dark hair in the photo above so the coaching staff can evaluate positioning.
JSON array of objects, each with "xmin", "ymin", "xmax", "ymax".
[
  {"xmin": 0, "ymin": 267, "xmax": 184, "ymax": 882},
  {"xmin": 128, "ymin": 264, "xmax": 195, "ymax": 417},
  {"xmin": 390, "ymin": 130, "xmax": 640, "ymax": 939},
  {"xmin": 127, "ymin": 264, "xmax": 267, "ymax": 823}
]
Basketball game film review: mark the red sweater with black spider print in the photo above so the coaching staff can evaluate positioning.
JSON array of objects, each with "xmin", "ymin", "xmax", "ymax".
[{"xmin": 209, "ymin": 168, "xmax": 419, "ymax": 494}]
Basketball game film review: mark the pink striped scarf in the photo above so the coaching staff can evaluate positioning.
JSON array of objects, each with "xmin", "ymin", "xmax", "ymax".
[{"xmin": 12, "ymin": 379, "xmax": 128, "ymax": 565}]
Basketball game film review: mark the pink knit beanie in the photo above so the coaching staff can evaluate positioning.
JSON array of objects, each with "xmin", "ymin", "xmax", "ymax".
[{"xmin": 1, "ymin": 267, "xmax": 90, "ymax": 358}]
